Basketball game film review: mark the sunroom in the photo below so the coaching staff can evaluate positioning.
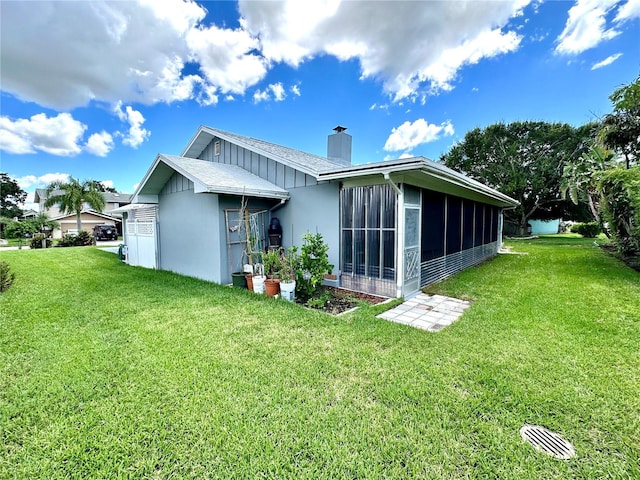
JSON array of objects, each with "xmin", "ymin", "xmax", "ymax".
[{"xmin": 319, "ymin": 158, "xmax": 519, "ymax": 298}]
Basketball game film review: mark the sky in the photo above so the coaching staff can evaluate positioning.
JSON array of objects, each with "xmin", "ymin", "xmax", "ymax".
[{"xmin": 1, "ymin": 0, "xmax": 639, "ymax": 211}]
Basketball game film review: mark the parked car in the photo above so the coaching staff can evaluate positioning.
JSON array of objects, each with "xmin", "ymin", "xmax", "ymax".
[{"xmin": 93, "ymin": 224, "xmax": 118, "ymax": 241}]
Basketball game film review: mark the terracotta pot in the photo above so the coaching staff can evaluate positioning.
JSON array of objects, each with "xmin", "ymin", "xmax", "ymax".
[
  {"xmin": 264, "ymin": 278, "xmax": 281, "ymax": 297},
  {"xmin": 245, "ymin": 274, "xmax": 254, "ymax": 291}
]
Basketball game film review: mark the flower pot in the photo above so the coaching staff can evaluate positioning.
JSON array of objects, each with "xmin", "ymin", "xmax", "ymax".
[
  {"xmin": 264, "ymin": 278, "xmax": 281, "ymax": 297},
  {"xmin": 245, "ymin": 274, "xmax": 254, "ymax": 291},
  {"xmin": 231, "ymin": 272, "xmax": 247, "ymax": 289},
  {"xmin": 280, "ymin": 280, "xmax": 296, "ymax": 302},
  {"xmin": 252, "ymin": 275, "xmax": 266, "ymax": 294}
]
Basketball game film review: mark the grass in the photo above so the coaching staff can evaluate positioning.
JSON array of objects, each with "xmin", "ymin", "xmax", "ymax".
[{"xmin": 1, "ymin": 239, "xmax": 639, "ymax": 479}]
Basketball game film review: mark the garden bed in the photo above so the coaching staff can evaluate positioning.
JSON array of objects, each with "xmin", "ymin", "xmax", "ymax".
[{"xmin": 298, "ymin": 286, "xmax": 389, "ymax": 315}]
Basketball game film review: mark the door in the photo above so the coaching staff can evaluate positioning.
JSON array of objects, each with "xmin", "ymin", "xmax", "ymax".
[{"xmin": 403, "ymin": 204, "xmax": 421, "ymax": 296}]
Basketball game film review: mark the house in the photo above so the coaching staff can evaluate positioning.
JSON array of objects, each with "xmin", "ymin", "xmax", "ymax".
[
  {"xmin": 33, "ymin": 189, "xmax": 132, "ymax": 238},
  {"xmin": 119, "ymin": 126, "xmax": 518, "ymax": 298}
]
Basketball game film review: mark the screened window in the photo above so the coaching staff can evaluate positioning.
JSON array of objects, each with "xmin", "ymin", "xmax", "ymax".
[
  {"xmin": 491, "ymin": 207, "xmax": 499, "ymax": 243},
  {"xmin": 474, "ymin": 203, "xmax": 484, "ymax": 247},
  {"xmin": 462, "ymin": 200, "xmax": 475, "ymax": 250},
  {"xmin": 340, "ymin": 185, "xmax": 396, "ymax": 281},
  {"xmin": 446, "ymin": 196, "xmax": 462, "ymax": 255},
  {"xmin": 483, "ymin": 205, "xmax": 492, "ymax": 244},
  {"xmin": 421, "ymin": 190, "xmax": 445, "ymax": 261}
]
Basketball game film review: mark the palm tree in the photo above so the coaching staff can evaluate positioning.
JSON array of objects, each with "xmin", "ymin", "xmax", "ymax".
[{"xmin": 44, "ymin": 178, "xmax": 106, "ymax": 233}]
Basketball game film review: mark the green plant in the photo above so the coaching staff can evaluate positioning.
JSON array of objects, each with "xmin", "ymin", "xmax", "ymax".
[
  {"xmin": 262, "ymin": 248, "xmax": 283, "ymax": 279},
  {"xmin": 56, "ymin": 231, "xmax": 94, "ymax": 247},
  {"xmin": 4, "ymin": 220, "xmax": 36, "ymax": 249},
  {"xmin": 596, "ymin": 167, "xmax": 640, "ymax": 255},
  {"xmin": 0, "ymin": 260, "xmax": 15, "ymax": 292},
  {"xmin": 29, "ymin": 233, "xmax": 53, "ymax": 249},
  {"xmin": 296, "ymin": 232, "xmax": 333, "ymax": 300},
  {"xmin": 279, "ymin": 246, "xmax": 301, "ymax": 282},
  {"xmin": 570, "ymin": 222, "xmax": 601, "ymax": 238},
  {"xmin": 305, "ymin": 288, "xmax": 331, "ymax": 309}
]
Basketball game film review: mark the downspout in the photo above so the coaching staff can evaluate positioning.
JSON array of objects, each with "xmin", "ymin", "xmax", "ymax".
[
  {"xmin": 384, "ymin": 172, "xmax": 404, "ymax": 299},
  {"xmin": 269, "ymin": 198, "xmax": 288, "ymax": 213}
]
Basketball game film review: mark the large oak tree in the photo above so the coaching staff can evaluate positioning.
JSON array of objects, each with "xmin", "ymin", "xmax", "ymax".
[{"xmin": 441, "ymin": 121, "xmax": 593, "ymax": 235}]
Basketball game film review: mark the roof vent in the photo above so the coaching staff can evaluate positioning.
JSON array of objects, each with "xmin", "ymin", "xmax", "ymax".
[{"xmin": 327, "ymin": 126, "xmax": 351, "ymax": 165}]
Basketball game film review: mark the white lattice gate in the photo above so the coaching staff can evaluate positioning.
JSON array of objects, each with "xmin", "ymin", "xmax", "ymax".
[{"xmin": 124, "ymin": 207, "xmax": 158, "ymax": 269}]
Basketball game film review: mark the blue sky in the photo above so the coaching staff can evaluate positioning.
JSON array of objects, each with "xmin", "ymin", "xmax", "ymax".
[{"xmin": 1, "ymin": 0, "xmax": 639, "ymax": 210}]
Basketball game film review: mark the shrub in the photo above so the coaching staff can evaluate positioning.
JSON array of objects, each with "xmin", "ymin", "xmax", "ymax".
[
  {"xmin": 56, "ymin": 231, "xmax": 94, "ymax": 247},
  {"xmin": 30, "ymin": 234, "xmax": 53, "ymax": 249},
  {"xmin": 571, "ymin": 222, "xmax": 601, "ymax": 238},
  {"xmin": 596, "ymin": 167, "xmax": 640, "ymax": 255},
  {"xmin": 295, "ymin": 232, "xmax": 333, "ymax": 301},
  {"xmin": 0, "ymin": 261, "xmax": 15, "ymax": 292}
]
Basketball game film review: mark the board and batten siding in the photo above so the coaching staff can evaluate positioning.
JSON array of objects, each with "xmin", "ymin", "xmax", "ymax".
[{"xmin": 199, "ymin": 138, "xmax": 318, "ymax": 189}]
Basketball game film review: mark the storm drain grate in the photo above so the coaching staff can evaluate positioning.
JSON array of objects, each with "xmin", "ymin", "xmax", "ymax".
[{"xmin": 520, "ymin": 424, "xmax": 576, "ymax": 460}]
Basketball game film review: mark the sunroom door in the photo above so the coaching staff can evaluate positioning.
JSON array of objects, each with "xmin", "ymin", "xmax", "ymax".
[{"xmin": 403, "ymin": 186, "xmax": 421, "ymax": 296}]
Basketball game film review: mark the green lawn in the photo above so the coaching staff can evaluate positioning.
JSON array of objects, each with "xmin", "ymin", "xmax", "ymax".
[{"xmin": 1, "ymin": 238, "xmax": 638, "ymax": 479}]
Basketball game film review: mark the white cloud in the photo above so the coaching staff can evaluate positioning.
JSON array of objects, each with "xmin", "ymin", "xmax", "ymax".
[
  {"xmin": 186, "ymin": 23, "xmax": 268, "ymax": 95},
  {"xmin": 384, "ymin": 152, "xmax": 415, "ymax": 161},
  {"xmin": 253, "ymin": 89, "xmax": 271, "ymax": 103},
  {"xmin": 615, "ymin": 0, "xmax": 640, "ymax": 22},
  {"xmin": 0, "ymin": 113, "xmax": 86, "ymax": 156},
  {"xmin": 253, "ymin": 83, "xmax": 287, "ymax": 103},
  {"xmin": 1, "ymin": 1, "xmax": 534, "ymax": 109},
  {"xmin": 114, "ymin": 103, "xmax": 150, "ymax": 148},
  {"xmin": 591, "ymin": 52, "xmax": 624, "ymax": 69},
  {"xmin": 0, "ymin": 1, "xmax": 206, "ymax": 109},
  {"xmin": 85, "ymin": 131, "xmax": 115, "ymax": 156},
  {"xmin": 270, "ymin": 83, "xmax": 286, "ymax": 101},
  {"xmin": 16, "ymin": 173, "xmax": 70, "ymax": 190},
  {"xmin": 555, "ymin": 0, "xmax": 621, "ymax": 55},
  {"xmin": 291, "ymin": 84, "xmax": 301, "ymax": 96},
  {"xmin": 240, "ymin": 0, "xmax": 531, "ymax": 101},
  {"xmin": 384, "ymin": 119, "xmax": 455, "ymax": 152}
]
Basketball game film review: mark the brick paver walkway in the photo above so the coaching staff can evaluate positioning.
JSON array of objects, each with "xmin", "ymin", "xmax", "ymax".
[{"xmin": 377, "ymin": 293, "xmax": 471, "ymax": 332}]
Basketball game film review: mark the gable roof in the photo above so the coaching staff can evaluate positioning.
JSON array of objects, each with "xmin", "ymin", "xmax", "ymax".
[
  {"xmin": 135, "ymin": 154, "xmax": 290, "ymax": 200},
  {"xmin": 181, "ymin": 126, "xmax": 347, "ymax": 178},
  {"xmin": 51, "ymin": 209, "xmax": 119, "ymax": 222}
]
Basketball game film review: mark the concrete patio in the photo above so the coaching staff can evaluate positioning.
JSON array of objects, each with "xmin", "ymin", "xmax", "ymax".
[{"xmin": 377, "ymin": 293, "xmax": 471, "ymax": 332}]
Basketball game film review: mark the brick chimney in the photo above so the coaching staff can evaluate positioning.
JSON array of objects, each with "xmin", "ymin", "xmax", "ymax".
[{"xmin": 327, "ymin": 126, "xmax": 352, "ymax": 165}]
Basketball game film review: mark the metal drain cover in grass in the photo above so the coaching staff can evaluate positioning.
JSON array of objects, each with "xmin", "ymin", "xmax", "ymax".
[{"xmin": 520, "ymin": 425, "xmax": 576, "ymax": 460}]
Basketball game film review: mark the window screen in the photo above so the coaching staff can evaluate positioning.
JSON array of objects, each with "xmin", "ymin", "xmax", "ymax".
[
  {"xmin": 462, "ymin": 200, "xmax": 474, "ymax": 250},
  {"xmin": 421, "ymin": 190, "xmax": 445, "ymax": 261},
  {"xmin": 446, "ymin": 196, "xmax": 462, "ymax": 255},
  {"xmin": 474, "ymin": 203, "xmax": 484, "ymax": 246}
]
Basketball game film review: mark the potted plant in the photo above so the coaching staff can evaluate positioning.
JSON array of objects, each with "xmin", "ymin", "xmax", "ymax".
[
  {"xmin": 279, "ymin": 247, "xmax": 300, "ymax": 302},
  {"xmin": 262, "ymin": 248, "xmax": 283, "ymax": 297}
]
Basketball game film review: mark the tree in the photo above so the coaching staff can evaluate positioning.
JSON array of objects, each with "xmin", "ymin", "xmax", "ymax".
[
  {"xmin": 88, "ymin": 180, "xmax": 118, "ymax": 193},
  {"xmin": 30, "ymin": 213, "xmax": 59, "ymax": 236},
  {"xmin": 44, "ymin": 178, "xmax": 106, "ymax": 233},
  {"xmin": 561, "ymin": 141, "xmax": 617, "ymax": 226},
  {"xmin": 600, "ymin": 75, "xmax": 640, "ymax": 169},
  {"xmin": 0, "ymin": 173, "xmax": 27, "ymax": 219},
  {"xmin": 441, "ymin": 121, "xmax": 593, "ymax": 235},
  {"xmin": 5, "ymin": 220, "xmax": 36, "ymax": 249}
]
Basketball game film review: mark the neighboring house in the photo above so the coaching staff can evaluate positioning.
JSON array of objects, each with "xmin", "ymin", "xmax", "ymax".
[
  {"xmin": 119, "ymin": 126, "xmax": 519, "ymax": 298},
  {"xmin": 50, "ymin": 210, "xmax": 118, "ymax": 239},
  {"xmin": 20, "ymin": 209, "xmax": 38, "ymax": 220},
  {"xmin": 529, "ymin": 219, "xmax": 560, "ymax": 235},
  {"xmin": 33, "ymin": 190, "xmax": 131, "ymax": 237}
]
